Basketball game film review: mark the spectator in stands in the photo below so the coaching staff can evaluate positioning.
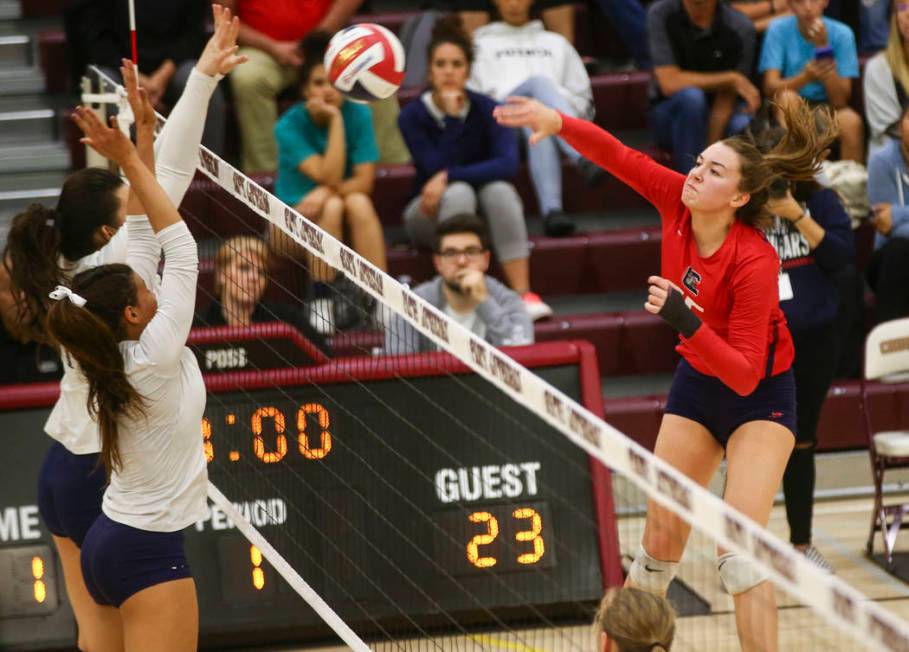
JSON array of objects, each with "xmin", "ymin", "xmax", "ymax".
[
  {"xmin": 221, "ymin": 0, "xmax": 408, "ymax": 172},
  {"xmin": 759, "ymin": 0, "xmax": 863, "ymax": 162},
  {"xmin": 864, "ymin": 1, "xmax": 909, "ymax": 157},
  {"xmin": 274, "ymin": 31, "xmax": 387, "ymax": 276},
  {"xmin": 647, "ymin": 0, "xmax": 760, "ymax": 173},
  {"xmin": 398, "ymin": 16, "xmax": 551, "ymax": 321},
  {"xmin": 592, "ymin": 0, "xmax": 650, "ymax": 68},
  {"xmin": 385, "ymin": 214, "xmax": 533, "ymax": 355},
  {"xmin": 64, "ymin": 0, "xmax": 226, "ymax": 154},
  {"xmin": 435, "ymin": 0, "xmax": 577, "ymax": 43},
  {"xmin": 730, "ymin": 0, "xmax": 793, "ymax": 33},
  {"xmin": 867, "ymin": 104, "xmax": 909, "ymax": 323},
  {"xmin": 469, "ymin": 0, "xmax": 598, "ymax": 237},
  {"xmin": 194, "ymin": 236, "xmax": 329, "ymax": 352},
  {"xmin": 594, "ymin": 587, "xmax": 676, "ymax": 652},
  {"xmin": 862, "ymin": 0, "xmax": 891, "ymax": 54},
  {"xmin": 754, "ymin": 124, "xmax": 854, "ymax": 572}
]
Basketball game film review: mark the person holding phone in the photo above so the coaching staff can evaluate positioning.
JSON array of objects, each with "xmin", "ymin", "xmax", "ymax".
[{"xmin": 759, "ymin": 0, "xmax": 863, "ymax": 162}]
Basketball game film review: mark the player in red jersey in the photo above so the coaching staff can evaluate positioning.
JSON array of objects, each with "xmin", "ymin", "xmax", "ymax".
[{"xmin": 495, "ymin": 96, "xmax": 837, "ymax": 652}]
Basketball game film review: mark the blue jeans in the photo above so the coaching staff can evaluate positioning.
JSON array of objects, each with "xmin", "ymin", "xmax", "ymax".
[
  {"xmin": 507, "ymin": 75, "xmax": 585, "ymax": 214},
  {"xmin": 860, "ymin": 0, "xmax": 890, "ymax": 53},
  {"xmin": 594, "ymin": 0, "xmax": 649, "ymax": 67},
  {"xmin": 651, "ymin": 87, "xmax": 752, "ymax": 173}
]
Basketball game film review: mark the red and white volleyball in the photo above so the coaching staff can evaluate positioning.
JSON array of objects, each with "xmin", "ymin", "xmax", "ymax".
[{"xmin": 324, "ymin": 23, "xmax": 405, "ymax": 103}]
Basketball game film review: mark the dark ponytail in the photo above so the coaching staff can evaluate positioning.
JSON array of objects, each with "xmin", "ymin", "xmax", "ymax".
[
  {"xmin": 723, "ymin": 97, "xmax": 839, "ymax": 229},
  {"xmin": 2, "ymin": 167, "xmax": 124, "ymax": 343},
  {"xmin": 45, "ymin": 264, "xmax": 144, "ymax": 476},
  {"xmin": 3, "ymin": 204, "xmax": 64, "ymax": 343}
]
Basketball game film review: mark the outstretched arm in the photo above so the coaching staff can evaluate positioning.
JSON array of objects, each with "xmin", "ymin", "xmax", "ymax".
[{"xmin": 494, "ymin": 97, "xmax": 684, "ymax": 216}]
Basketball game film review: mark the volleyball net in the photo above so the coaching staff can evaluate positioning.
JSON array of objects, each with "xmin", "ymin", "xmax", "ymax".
[{"xmin": 84, "ymin": 67, "xmax": 909, "ymax": 651}]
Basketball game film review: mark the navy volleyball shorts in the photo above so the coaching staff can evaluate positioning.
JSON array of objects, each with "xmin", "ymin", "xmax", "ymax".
[
  {"xmin": 665, "ymin": 359, "xmax": 797, "ymax": 447},
  {"xmin": 80, "ymin": 513, "xmax": 191, "ymax": 607},
  {"xmin": 36, "ymin": 441, "xmax": 106, "ymax": 547}
]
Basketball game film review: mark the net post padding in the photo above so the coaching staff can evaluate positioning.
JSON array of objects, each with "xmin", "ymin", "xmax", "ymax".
[
  {"xmin": 207, "ymin": 482, "xmax": 370, "ymax": 652},
  {"xmin": 85, "ymin": 66, "xmax": 909, "ymax": 652}
]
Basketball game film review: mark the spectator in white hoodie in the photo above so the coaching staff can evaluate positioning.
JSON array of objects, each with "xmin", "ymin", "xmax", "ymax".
[{"xmin": 469, "ymin": 0, "xmax": 598, "ymax": 237}]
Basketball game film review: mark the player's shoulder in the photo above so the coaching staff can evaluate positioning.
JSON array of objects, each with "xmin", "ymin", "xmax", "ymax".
[{"xmin": 735, "ymin": 224, "xmax": 781, "ymax": 269}]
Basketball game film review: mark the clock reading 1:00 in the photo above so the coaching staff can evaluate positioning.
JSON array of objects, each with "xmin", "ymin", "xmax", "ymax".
[
  {"xmin": 202, "ymin": 401, "xmax": 334, "ymax": 466},
  {"xmin": 435, "ymin": 502, "xmax": 556, "ymax": 576}
]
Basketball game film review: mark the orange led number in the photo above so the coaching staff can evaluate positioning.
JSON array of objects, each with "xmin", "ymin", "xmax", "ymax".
[
  {"xmin": 513, "ymin": 507, "xmax": 545, "ymax": 564},
  {"xmin": 252, "ymin": 407, "xmax": 287, "ymax": 463},
  {"xmin": 250, "ymin": 545, "xmax": 265, "ymax": 590},
  {"xmin": 298, "ymin": 403, "xmax": 332, "ymax": 460},
  {"xmin": 466, "ymin": 512, "xmax": 499, "ymax": 568},
  {"xmin": 201, "ymin": 417, "xmax": 214, "ymax": 463},
  {"xmin": 31, "ymin": 556, "xmax": 47, "ymax": 604}
]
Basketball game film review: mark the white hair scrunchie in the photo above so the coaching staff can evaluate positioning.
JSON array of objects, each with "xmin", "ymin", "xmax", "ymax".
[{"xmin": 49, "ymin": 285, "xmax": 88, "ymax": 307}]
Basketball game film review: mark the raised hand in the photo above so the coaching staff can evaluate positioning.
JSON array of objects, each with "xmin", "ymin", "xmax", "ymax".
[
  {"xmin": 196, "ymin": 4, "xmax": 248, "ymax": 77},
  {"xmin": 71, "ymin": 106, "xmax": 137, "ymax": 165},
  {"xmin": 121, "ymin": 58, "xmax": 157, "ymax": 133},
  {"xmin": 493, "ymin": 96, "xmax": 562, "ymax": 145}
]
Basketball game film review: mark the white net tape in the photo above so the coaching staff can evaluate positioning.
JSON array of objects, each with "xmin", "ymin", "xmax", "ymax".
[{"xmin": 85, "ymin": 67, "xmax": 909, "ymax": 652}]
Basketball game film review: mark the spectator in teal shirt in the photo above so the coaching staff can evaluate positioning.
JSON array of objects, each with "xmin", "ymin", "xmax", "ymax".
[
  {"xmin": 274, "ymin": 31, "xmax": 387, "ymax": 285},
  {"xmin": 759, "ymin": 0, "xmax": 863, "ymax": 161}
]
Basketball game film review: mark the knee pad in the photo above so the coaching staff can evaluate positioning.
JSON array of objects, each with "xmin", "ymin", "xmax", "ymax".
[
  {"xmin": 717, "ymin": 552, "xmax": 768, "ymax": 595},
  {"xmin": 627, "ymin": 544, "xmax": 679, "ymax": 594}
]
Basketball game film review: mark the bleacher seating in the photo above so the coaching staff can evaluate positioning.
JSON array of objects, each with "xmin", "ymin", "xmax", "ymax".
[{"xmin": 20, "ymin": 0, "xmax": 907, "ymax": 454}]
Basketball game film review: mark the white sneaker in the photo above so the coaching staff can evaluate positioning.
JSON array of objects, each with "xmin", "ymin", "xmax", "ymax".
[
  {"xmin": 522, "ymin": 292, "xmax": 553, "ymax": 321},
  {"xmin": 802, "ymin": 545, "xmax": 834, "ymax": 574}
]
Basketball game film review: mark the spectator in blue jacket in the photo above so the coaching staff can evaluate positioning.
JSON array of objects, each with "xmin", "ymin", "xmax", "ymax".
[
  {"xmin": 759, "ymin": 0, "xmax": 863, "ymax": 162},
  {"xmin": 756, "ymin": 124, "xmax": 855, "ymax": 572},
  {"xmin": 867, "ymin": 104, "xmax": 909, "ymax": 323},
  {"xmin": 398, "ymin": 15, "xmax": 550, "ymax": 320}
]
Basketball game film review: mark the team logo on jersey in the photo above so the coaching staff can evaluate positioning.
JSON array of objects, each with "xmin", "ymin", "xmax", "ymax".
[{"xmin": 681, "ymin": 266, "xmax": 702, "ymax": 296}]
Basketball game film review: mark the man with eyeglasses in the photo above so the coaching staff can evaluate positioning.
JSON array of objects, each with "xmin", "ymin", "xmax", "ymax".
[{"xmin": 385, "ymin": 214, "xmax": 534, "ymax": 355}]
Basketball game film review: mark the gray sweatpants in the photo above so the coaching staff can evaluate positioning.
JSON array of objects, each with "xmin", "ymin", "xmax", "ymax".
[{"xmin": 403, "ymin": 181, "xmax": 529, "ymax": 262}]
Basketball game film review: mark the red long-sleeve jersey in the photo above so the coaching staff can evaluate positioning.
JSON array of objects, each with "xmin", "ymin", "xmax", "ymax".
[{"xmin": 559, "ymin": 115, "xmax": 794, "ymax": 396}]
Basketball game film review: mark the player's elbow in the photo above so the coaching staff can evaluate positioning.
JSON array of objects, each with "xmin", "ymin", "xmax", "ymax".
[{"xmin": 731, "ymin": 373, "xmax": 761, "ymax": 397}]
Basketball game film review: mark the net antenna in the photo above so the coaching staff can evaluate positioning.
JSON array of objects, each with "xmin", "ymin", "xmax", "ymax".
[{"xmin": 82, "ymin": 66, "xmax": 909, "ymax": 651}]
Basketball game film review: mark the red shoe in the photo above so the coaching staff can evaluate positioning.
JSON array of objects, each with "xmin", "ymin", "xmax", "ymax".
[{"xmin": 522, "ymin": 292, "xmax": 553, "ymax": 321}]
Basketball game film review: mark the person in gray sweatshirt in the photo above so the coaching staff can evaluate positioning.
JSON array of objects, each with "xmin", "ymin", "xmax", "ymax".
[
  {"xmin": 867, "ymin": 103, "xmax": 909, "ymax": 323},
  {"xmin": 385, "ymin": 213, "xmax": 533, "ymax": 355}
]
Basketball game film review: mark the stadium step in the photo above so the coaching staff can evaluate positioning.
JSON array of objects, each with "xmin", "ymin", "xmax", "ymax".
[
  {"xmin": 0, "ymin": 64, "xmax": 44, "ymax": 94},
  {"xmin": 0, "ymin": 169, "xmax": 66, "ymax": 238},
  {"xmin": 0, "ymin": 140, "xmax": 69, "ymax": 174},
  {"xmin": 0, "ymin": 106, "xmax": 56, "ymax": 145},
  {"xmin": 0, "ymin": 33, "xmax": 30, "ymax": 68},
  {"xmin": 0, "ymin": 0, "xmax": 21, "ymax": 21}
]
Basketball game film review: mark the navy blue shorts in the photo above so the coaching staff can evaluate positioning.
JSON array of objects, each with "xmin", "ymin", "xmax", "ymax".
[
  {"xmin": 80, "ymin": 513, "xmax": 192, "ymax": 607},
  {"xmin": 36, "ymin": 441, "xmax": 106, "ymax": 547},
  {"xmin": 665, "ymin": 359, "xmax": 797, "ymax": 447}
]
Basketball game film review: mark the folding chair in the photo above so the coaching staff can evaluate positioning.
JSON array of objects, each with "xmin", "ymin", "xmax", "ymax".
[{"xmin": 863, "ymin": 317, "xmax": 909, "ymax": 566}]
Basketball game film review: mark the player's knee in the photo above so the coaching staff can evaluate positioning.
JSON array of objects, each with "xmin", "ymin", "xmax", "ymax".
[
  {"xmin": 627, "ymin": 543, "xmax": 679, "ymax": 594},
  {"xmin": 836, "ymin": 107, "xmax": 863, "ymax": 133},
  {"xmin": 717, "ymin": 552, "xmax": 767, "ymax": 595}
]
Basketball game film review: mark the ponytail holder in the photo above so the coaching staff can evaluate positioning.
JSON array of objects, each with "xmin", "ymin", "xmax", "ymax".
[{"xmin": 49, "ymin": 285, "xmax": 87, "ymax": 307}]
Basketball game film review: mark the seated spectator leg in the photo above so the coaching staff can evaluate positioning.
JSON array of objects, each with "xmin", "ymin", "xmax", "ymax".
[
  {"xmin": 371, "ymin": 96, "xmax": 410, "ymax": 164},
  {"xmin": 835, "ymin": 106, "xmax": 864, "ymax": 163},
  {"xmin": 477, "ymin": 181, "xmax": 531, "ymax": 294},
  {"xmin": 403, "ymin": 181, "xmax": 478, "ymax": 250},
  {"xmin": 860, "ymin": 0, "xmax": 891, "ymax": 54},
  {"xmin": 280, "ymin": 195, "xmax": 344, "ymax": 284},
  {"xmin": 230, "ymin": 47, "xmax": 297, "ymax": 172},
  {"xmin": 541, "ymin": 2, "xmax": 575, "ymax": 44},
  {"xmin": 651, "ymin": 87, "xmax": 709, "ymax": 173},
  {"xmin": 525, "ymin": 127, "xmax": 564, "ymax": 215},
  {"xmin": 165, "ymin": 60, "xmax": 227, "ymax": 155},
  {"xmin": 869, "ymin": 238, "xmax": 909, "ymax": 323},
  {"xmin": 593, "ymin": 0, "xmax": 650, "ymax": 68},
  {"xmin": 510, "ymin": 76, "xmax": 585, "ymax": 165},
  {"xmin": 344, "ymin": 193, "xmax": 388, "ymax": 272}
]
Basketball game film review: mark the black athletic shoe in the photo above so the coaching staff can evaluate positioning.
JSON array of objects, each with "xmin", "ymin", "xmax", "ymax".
[{"xmin": 543, "ymin": 211, "xmax": 576, "ymax": 237}]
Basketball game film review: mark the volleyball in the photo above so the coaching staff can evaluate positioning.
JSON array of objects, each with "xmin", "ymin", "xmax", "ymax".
[{"xmin": 324, "ymin": 23, "xmax": 405, "ymax": 103}]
